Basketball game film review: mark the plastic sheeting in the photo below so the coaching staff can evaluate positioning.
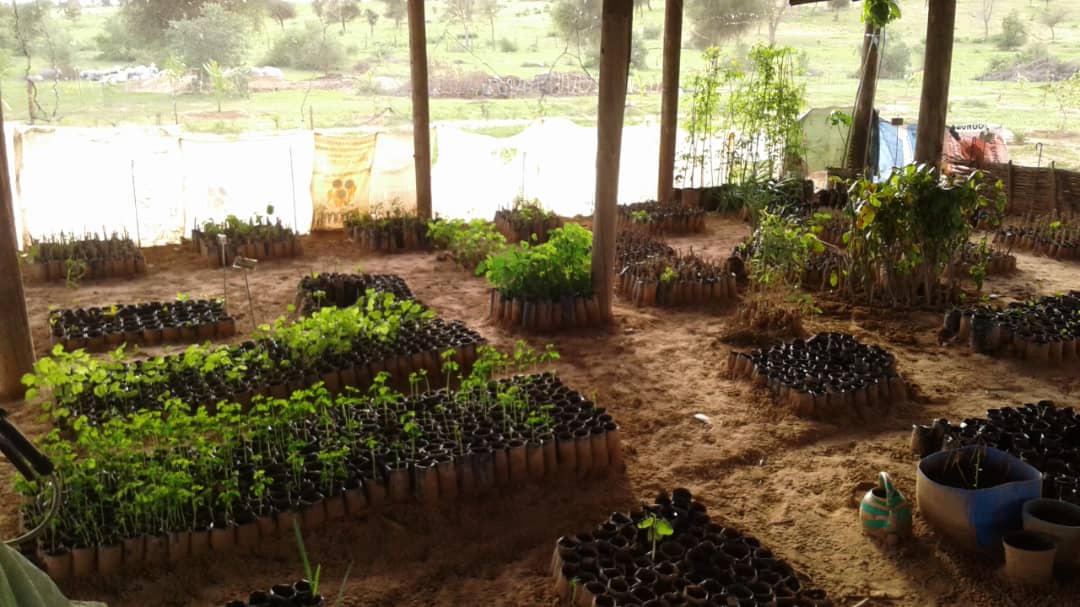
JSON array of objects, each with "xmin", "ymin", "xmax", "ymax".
[
  {"xmin": 11, "ymin": 126, "xmax": 314, "ymax": 248},
  {"xmin": 16, "ymin": 126, "xmax": 184, "ymax": 247},
  {"xmin": 432, "ymin": 118, "xmax": 661, "ymax": 220},
  {"xmin": 9, "ymin": 119, "xmax": 699, "ymax": 248},
  {"xmin": 180, "ymin": 131, "xmax": 314, "ymax": 236}
]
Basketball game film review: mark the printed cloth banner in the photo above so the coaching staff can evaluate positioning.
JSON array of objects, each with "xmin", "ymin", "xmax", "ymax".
[{"xmin": 311, "ymin": 132, "xmax": 378, "ymax": 230}]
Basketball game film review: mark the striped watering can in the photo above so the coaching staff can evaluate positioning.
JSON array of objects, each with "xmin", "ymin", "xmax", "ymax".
[{"xmin": 860, "ymin": 471, "xmax": 912, "ymax": 539}]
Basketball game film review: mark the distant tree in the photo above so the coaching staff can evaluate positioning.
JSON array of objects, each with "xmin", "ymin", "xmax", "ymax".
[
  {"xmin": 688, "ymin": 0, "xmax": 765, "ymax": 49},
  {"xmin": 63, "ymin": 0, "xmax": 81, "ymax": 20},
  {"xmin": 315, "ymin": 0, "xmax": 362, "ymax": 33},
  {"xmin": 1039, "ymin": 7, "xmax": 1067, "ymax": 42},
  {"xmin": 828, "ymin": 0, "xmax": 847, "ymax": 21},
  {"xmin": 381, "ymin": 0, "xmax": 406, "ymax": 30},
  {"xmin": 477, "ymin": 0, "xmax": 500, "ymax": 47},
  {"xmin": 364, "ymin": 8, "xmax": 379, "ymax": 39},
  {"xmin": 11, "ymin": 1, "xmax": 74, "ymax": 73},
  {"xmin": 268, "ymin": 0, "xmax": 297, "ymax": 30},
  {"xmin": 764, "ymin": 0, "xmax": 786, "ymax": 45},
  {"xmin": 550, "ymin": 0, "xmax": 601, "ymax": 56},
  {"xmin": 123, "ymin": 0, "xmax": 267, "ymax": 49},
  {"xmin": 10, "ymin": 0, "xmax": 74, "ymax": 121},
  {"xmin": 265, "ymin": 19, "xmax": 346, "ymax": 71},
  {"xmin": 167, "ymin": 4, "xmax": 250, "ymax": 69},
  {"xmin": 998, "ymin": 10, "xmax": 1026, "ymax": 50},
  {"xmin": 95, "ymin": 13, "xmax": 140, "ymax": 61},
  {"xmin": 974, "ymin": 0, "xmax": 994, "ymax": 42},
  {"xmin": 446, "ymin": 0, "xmax": 476, "ymax": 49}
]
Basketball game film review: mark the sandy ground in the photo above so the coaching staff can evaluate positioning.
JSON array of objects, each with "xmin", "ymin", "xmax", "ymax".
[{"xmin": 2, "ymin": 215, "xmax": 1078, "ymax": 607}]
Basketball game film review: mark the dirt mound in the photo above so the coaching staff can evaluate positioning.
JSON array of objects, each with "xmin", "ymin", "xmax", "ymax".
[{"xmin": 977, "ymin": 57, "xmax": 1080, "ymax": 82}]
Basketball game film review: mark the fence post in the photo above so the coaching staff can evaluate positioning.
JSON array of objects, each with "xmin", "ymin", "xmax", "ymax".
[
  {"xmin": 1007, "ymin": 160, "xmax": 1014, "ymax": 213},
  {"xmin": 1050, "ymin": 161, "xmax": 1059, "ymax": 214}
]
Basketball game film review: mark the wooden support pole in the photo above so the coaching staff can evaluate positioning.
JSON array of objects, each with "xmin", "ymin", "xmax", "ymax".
[
  {"xmin": 656, "ymin": 0, "xmax": 683, "ymax": 203},
  {"xmin": 408, "ymin": 0, "xmax": 433, "ymax": 220},
  {"xmin": 0, "ymin": 100, "xmax": 35, "ymax": 401},
  {"xmin": 914, "ymin": 0, "xmax": 957, "ymax": 166},
  {"xmin": 847, "ymin": 20, "xmax": 881, "ymax": 172},
  {"xmin": 592, "ymin": 0, "xmax": 634, "ymax": 322}
]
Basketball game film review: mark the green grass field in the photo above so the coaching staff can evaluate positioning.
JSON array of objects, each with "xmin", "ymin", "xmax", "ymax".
[{"xmin": 3, "ymin": 1, "xmax": 1079, "ymax": 168}]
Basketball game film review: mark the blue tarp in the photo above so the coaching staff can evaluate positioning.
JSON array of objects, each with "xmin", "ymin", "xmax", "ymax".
[{"xmin": 875, "ymin": 119, "xmax": 918, "ymax": 180}]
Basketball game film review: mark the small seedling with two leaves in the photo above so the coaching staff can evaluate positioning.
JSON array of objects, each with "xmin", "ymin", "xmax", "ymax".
[{"xmin": 637, "ymin": 513, "xmax": 674, "ymax": 560}]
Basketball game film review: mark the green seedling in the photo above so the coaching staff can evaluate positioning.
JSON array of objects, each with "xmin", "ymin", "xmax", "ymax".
[{"xmin": 638, "ymin": 514, "xmax": 674, "ymax": 561}]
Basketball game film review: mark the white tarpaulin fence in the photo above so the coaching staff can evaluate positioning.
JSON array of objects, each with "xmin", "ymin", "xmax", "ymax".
[{"xmin": 8, "ymin": 118, "xmax": 685, "ymax": 248}]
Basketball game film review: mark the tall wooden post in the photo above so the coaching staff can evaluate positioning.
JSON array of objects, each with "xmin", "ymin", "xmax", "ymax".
[
  {"xmin": 914, "ymin": 0, "xmax": 957, "ymax": 166},
  {"xmin": 656, "ymin": 0, "xmax": 683, "ymax": 202},
  {"xmin": 847, "ymin": 20, "xmax": 881, "ymax": 172},
  {"xmin": 592, "ymin": 0, "xmax": 634, "ymax": 322},
  {"xmin": 0, "ymin": 100, "xmax": 35, "ymax": 401},
  {"xmin": 407, "ymin": 0, "xmax": 433, "ymax": 220}
]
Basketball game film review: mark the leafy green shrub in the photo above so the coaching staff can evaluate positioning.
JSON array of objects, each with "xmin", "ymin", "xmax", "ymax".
[
  {"xmin": 266, "ymin": 20, "xmax": 346, "ymax": 71},
  {"xmin": 497, "ymin": 37, "xmax": 518, "ymax": 52},
  {"xmin": 745, "ymin": 211, "xmax": 824, "ymax": 319},
  {"xmin": 998, "ymin": 11, "xmax": 1027, "ymax": 50},
  {"xmin": 95, "ymin": 13, "xmax": 139, "ymax": 61},
  {"xmin": 483, "ymin": 223, "xmax": 593, "ymax": 300},
  {"xmin": 879, "ymin": 37, "xmax": 913, "ymax": 79},
  {"xmin": 843, "ymin": 165, "xmax": 1005, "ymax": 306},
  {"xmin": 167, "ymin": 3, "xmax": 250, "ymax": 68},
  {"xmin": 427, "ymin": 218, "xmax": 507, "ymax": 271}
]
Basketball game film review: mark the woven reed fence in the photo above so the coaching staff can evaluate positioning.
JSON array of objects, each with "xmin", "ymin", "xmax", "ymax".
[{"xmin": 970, "ymin": 161, "xmax": 1080, "ymax": 216}]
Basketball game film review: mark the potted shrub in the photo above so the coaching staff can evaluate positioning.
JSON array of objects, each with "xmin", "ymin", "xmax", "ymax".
[
  {"xmin": 493, "ymin": 197, "xmax": 563, "ymax": 245},
  {"xmin": 917, "ymin": 445, "xmax": 1042, "ymax": 550},
  {"xmin": 344, "ymin": 202, "xmax": 429, "ymax": 254},
  {"xmin": 483, "ymin": 224, "xmax": 600, "ymax": 330}
]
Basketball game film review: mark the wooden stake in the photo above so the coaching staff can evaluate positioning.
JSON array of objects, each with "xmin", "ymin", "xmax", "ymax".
[
  {"xmin": 0, "ymin": 99, "xmax": 36, "ymax": 401},
  {"xmin": 656, "ymin": 0, "xmax": 683, "ymax": 203},
  {"xmin": 592, "ymin": 0, "xmax": 634, "ymax": 322},
  {"xmin": 408, "ymin": 0, "xmax": 433, "ymax": 220},
  {"xmin": 914, "ymin": 0, "xmax": 957, "ymax": 166}
]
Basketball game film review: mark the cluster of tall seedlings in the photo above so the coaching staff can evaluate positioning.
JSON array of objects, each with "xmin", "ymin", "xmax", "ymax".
[
  {"xmin": 736, "ymin": 211, "xmax": 825, "ymax": 334},
  {"xmin": 840, "ymin": 166, "xmax": 1005, "ymax": 307},
  {"xmin": 22, "ymin": 292, "xmax": 454, "ymax": 422},
  {"xmin": 427, "ymin": 218, "xmax": 508, "ymax": 271},
  {"xmin": 17, "ymin": 343, "xmax": 569, "ymax": 560},
  {"xmin": 678, "ymin": 44, "xmax": 806, "ymax": 190}
]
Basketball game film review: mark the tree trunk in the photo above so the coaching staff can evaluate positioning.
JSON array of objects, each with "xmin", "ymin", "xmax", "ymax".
[
  {"xmin": 408, "ymin": 0, "xmax": 433, "ymax": 220},
  {"xmin": 915, "ymin": 0, "xmax": 957, "ymax": 166},
  {"xmin": 592, "ymin": 0, "xmax": 634, "ymax": 322},
  {"xmin": 848, "ymin": 21, "xmax": 881, "ymax": 172},
  {"xmin": 0, "ymin": 100, "xmax": 36, "ymax": 401},
  {"xmin": 657, "ymin": 0, "xmax": 683, "ymax": 202}
]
